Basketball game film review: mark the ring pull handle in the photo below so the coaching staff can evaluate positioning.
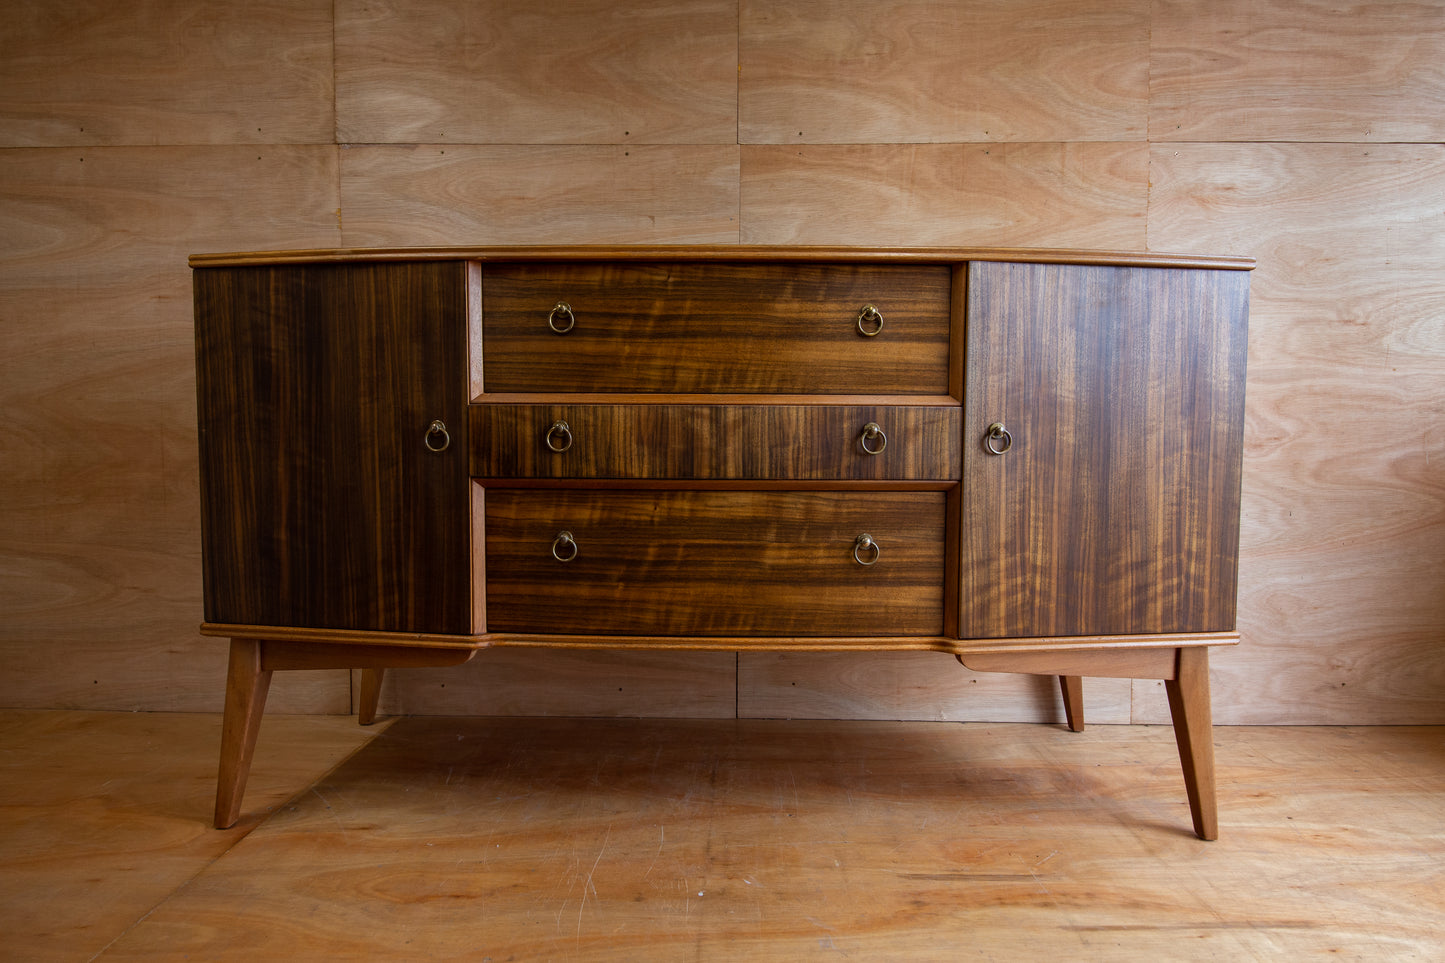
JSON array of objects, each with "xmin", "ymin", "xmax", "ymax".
[
  {"xmin": 545, "ymin": 420, "xmax": 573, "ymax": 453},
  {"xmin": 547, "ymin": 301, "xmax": 575, "ymax": 334},
  {"xmin": 423, "ymin": 419, "xmax": 451, "ymax": 453},
  {"xmin": 857, "ymin": 304, "xmax": 884, "ymax": 337},
  {"xmin": 853, "ymin": 533, "xmax": 881, "ymax": 566},
  {"xmin": 551, "ymin": 531, "xmax": 578, "ymax": 562},
  {"xmin": 984, "ymin": 422, "xmax": 1013, "ymax": 455},
  {"xmin": 859, "ymin": 422, "xmax": 887, "ymax": 455}
]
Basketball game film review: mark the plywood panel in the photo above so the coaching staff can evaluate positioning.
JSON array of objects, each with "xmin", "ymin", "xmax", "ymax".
[
  {"xmin": 0, "ymin": 0, "xmax": 334, "ymax": 147},
  {"xmin": 1151, "ymin": 0, "xmax": 1445, "ymax": 142},
  {"xmin": 0, "ymin": 146, "xmax": 344, "ymax": 712},
  {"xmin": 368, "ymin": 649, "xmax": 738, "ymax": 718},
  {"xmin": 739, "ymin": 143, "xmax": 1147, "ymax": 247},
  {"xmin": 0, "ymin": 710, "xmax": 386, "ymax": 960},
  {"xmin": 739, "ymin": 652, "xmax": 1133, "ymax": 723},
  {"xmin": 1147, "ymin": 143, "xmax": 1445, "ymax": 724},
  {"xmin": 92, "ymin": 720, "xmax": 1445, "ymax": 959},
  {"xmin": 335, "ymin": 0, "xmax": 737, "ymax": 144},
  {"xmin": 741, "ymin": 0, "xmax": 1149, "ymax": 143},
  {"xmin": 339, "ymin": 145, "xmax": 740, "ymax": 246}
]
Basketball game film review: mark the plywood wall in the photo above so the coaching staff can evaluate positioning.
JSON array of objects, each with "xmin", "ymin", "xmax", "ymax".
[{"xmin": 2, "ymin": 0, "xmax": 1440, "ymax": 724}]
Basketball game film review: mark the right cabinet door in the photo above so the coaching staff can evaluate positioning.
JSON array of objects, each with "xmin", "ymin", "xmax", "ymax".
[{"xmin": 959, "ymin": 261, "xmax": 1250, "ymax": 639}]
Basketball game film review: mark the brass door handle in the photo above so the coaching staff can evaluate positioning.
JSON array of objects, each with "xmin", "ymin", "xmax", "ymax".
[
  {"xmin": 545, "ymin": 420, "xmax": 573, "ymax": 452},
  {"xmin": 860, "ymin": 422, "xmax": 887, "ymax": 455},
  {"xmin": 857, "ymin": 304, "xmax": 883, "ymax": 337},
  {"xmin": 853, "ymin": 533, "xmax": 880, "ymax": 566},
  {"xmin": 423, "ymin": 419, "xmax": 451, "ymax": 452},
  {"xmin": 551, "ymin": 531, "xmax": 578, "ymax": 562},
  {"xmin": 547, "ymin": 302, "xmax": 575, "ymax": 334},
  {"xmin": 984, "ymin": 422, "xmax": 1012, "ymax": 455}
]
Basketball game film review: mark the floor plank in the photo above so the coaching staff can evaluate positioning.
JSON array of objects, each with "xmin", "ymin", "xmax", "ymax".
[
  {"xmin": 0, "ymin": 710, "xmax": 387, "ymax": 963},
  {"xmin": 0, "ymin": 714, "xmax": 1423, "ymax": 961}
]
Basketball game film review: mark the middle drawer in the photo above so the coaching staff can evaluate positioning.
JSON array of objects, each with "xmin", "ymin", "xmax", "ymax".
[{"xmin": 470, "ymin": 405, "xmax": 961, "ymax": 480}]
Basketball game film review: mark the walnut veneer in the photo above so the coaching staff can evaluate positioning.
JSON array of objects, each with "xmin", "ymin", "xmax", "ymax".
[{"xmin": 192, "ymin": 246, "xmax": 1251, "ymax": 839}]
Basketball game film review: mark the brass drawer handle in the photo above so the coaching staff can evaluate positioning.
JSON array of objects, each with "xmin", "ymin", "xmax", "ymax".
[
  {"xmin": 551, "ymin": 531, "xmax": 578, "ymax": 562},
  {"xmin": 423, "ymin": 419, "xmax": 451, "ymax": 452},
  {"xmin": 853, "ymin": 533, "xmax": 880, "ymax": 566},
  {"xmin": 857, "ymin": 304, "xmax": 883, "ymax": 337},
  {"xmin": 859, "ymin": 422, "xmax": 887, "ymax": 455},
  {"xmin": 984, "ymin": 422, "xmax": 1013, "ymax": 455},
  {"xmin": 547, "ymin": 301, "xmax": 575, "ymax": 334},
  {"xmin": 545, "ymin": 420, "xmax": 573, "ymax": 452}
]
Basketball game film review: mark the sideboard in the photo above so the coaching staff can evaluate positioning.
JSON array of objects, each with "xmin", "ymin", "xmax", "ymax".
[{"xmin": 192, "ymin": 246, "xmax": 1251, "ymax": 838}]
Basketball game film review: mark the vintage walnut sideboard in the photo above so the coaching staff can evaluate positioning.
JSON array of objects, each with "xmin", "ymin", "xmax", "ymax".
[{"xmin": 192, "ymin": 246, "xmax": 1251, "ymax": 838}]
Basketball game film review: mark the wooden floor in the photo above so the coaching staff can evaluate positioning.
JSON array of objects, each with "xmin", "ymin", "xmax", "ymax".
[{"xmin": 2, "ymin": 711, "xmax": 1441, "ymax": 961}]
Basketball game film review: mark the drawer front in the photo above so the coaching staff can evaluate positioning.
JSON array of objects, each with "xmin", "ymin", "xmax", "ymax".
[
  {"xmin": 471, "ymin": 404, "xmax": 960, "ymax": 480},
  {"xmin": 485, "ymin": 490, "xmax": 946, "ymax": 636},
  {"xmin": 481, "ymin": 262, "xmax": 952, "ymax": 393}
]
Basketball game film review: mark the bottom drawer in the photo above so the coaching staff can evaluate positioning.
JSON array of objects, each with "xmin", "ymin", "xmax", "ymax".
[{"xmin": 484, "ymin": 489, "xmax": 945, "ymax": 637}]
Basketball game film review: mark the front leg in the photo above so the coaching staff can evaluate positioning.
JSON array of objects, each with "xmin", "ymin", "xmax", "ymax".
[
  {"xmin": 214, "ymin": 638, "xmax": 273, "ymax": 829},
  {"xmin": 1165, "ymin": 646, "xmax": 1218, "ymax": 840}
]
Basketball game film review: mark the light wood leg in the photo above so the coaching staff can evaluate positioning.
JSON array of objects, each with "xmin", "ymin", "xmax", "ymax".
[
  {"xmin": 215, "ymin": 638, "xmax": 273, "ymax": 830},
  {"xmin": 1059, "ymin": 675, "xmax": 1084, "ymax": 732},
  {"xmin": 359, "ymin": 668, "xmax": 386, "ymax": 725},
  {"xmin": 1164, "ymin": 646, "xmax": 1218, "ymax": 841}
]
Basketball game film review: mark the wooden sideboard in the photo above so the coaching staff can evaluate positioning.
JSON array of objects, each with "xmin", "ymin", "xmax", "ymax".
[{"xmin": 192, "ymin": 246, "xmax": 1251, "ymax": 838}]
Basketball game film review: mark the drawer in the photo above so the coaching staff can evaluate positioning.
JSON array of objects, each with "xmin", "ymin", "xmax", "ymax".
[
  {"xmin": 484, "ymin": 490, "xmax": 946, "ymax": 636},
  {"xmin": 480, "ymin": 262, "xmax": 952, "ymax": 393},
  {"xmin": 471, "ymin": 404, "xmax": 960, "ymax": 480}
]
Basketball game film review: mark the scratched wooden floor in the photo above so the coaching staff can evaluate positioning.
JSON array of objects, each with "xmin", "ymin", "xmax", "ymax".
[{"xmin": 2, "ymin": 711, "xmax": 1441, "ymax": 960}]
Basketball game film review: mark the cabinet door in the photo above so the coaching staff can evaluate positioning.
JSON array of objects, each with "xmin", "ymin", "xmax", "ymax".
[
  {"xmin": 195, "ymin": 262, "xmax": 472, "ymax": 634},
  {"xmin": 959, "ymin": 262, "xmax": 1249, "ymax": 639}
]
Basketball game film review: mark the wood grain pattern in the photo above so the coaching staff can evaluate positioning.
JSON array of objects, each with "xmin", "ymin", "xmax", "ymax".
[
  {"xmin": 481, "ymin": 261, "xmax": 952, "ymax": 394},
  {"xmin": 84, "ymin": 719, "xmax": 1445, "ymax": 959},
  {"xmin": 959, "ymin": 262, "xmax": 1249, "ymax": 639},
  {"xmin": 1147, "ymin": 143, "xmax": 1445, "ymax": 724},
  {"xmin": 0, "ymin": 0, "xmax": 334, "ymax": 147},
  {"xmin": 335, "ymin": 0, "xmax": 737, "ymax": 144},
  {"xmin": 485, "ymin": 490, "xmax": 946, "ymax": 636},
  {"xmin": 740, "ymin": 143, "xmax": 1148, "ymax": 248},
  {"xmin": 1151, "ymin": 0, "xmax": 1445, "ymax": 142},
  {"xmin": 0, "ymin": 709, "xmax": 387, "ymax": 962},
  {"xmin": 471, "ymin": 405, "xmax": 960, "ymax": 480},
  {"xmin": 740, "ymin": 0, "xmax": 1149, "ymax": 143},
  {"xmin": 340, "ymin": 145, "xmax": 741, "ymax": 247},
  {"xmin": 0, "ymin": 146, "xmax": 343, "ymax": 713},
  {"xmin": 194, "ymin": 262, "xmax": 472, "ymax": 634}
]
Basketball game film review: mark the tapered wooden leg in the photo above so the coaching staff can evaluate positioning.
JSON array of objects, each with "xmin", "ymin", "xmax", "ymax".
[
  {"xmin": 1059, "ymin": 675, "xmax": 1085, "ymax": 732},
  {"xmin": 1164, "ymin": 646, "xmax": 1218, "ymax": 840},
  {"xmin": 214, "ymin": 638, "xmax": 273, "ymax": 830},
  {"xmin": 358, "ymin": 668, "xmax": 386, "ymax": 725}
]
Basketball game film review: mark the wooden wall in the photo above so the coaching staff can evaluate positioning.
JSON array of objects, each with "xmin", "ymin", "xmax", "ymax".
[{"xmin": 2, "ymin": 0, "xmax": 1441, "ymax": 724}]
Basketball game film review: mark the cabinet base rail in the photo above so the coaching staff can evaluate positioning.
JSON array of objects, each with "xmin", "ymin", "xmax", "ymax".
[{"xmin": 214, "ymin": 637, "xmax": 1219, "ymax": 840}]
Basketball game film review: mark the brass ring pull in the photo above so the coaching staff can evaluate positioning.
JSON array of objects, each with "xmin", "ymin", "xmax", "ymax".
[
  {"xmin": 857, "ymin": 304, "xmax": 883, "ymax": 337},
  {"xmin": 547, "ymin": 301, "xmax": 575, "ymax": 334},
  {"xmin": 860, "ymin": 422, "xmax": 887, "ymax": 455},
  {"xmin": 551, "ymin": 531, "xmax": 578, "ymax": 562},
  {"xmin": 545, "ymin": 420, "xmax": 573, "ymax": 453},
  {"xmin": 853, "ymin": 533, "xmax": 880, "ymax": 566},
  {"xmin": 423, "ymin": 419, "xmax": 451, "ymax": 453},
  {"xmin": 985, "ymin": 422, "xmax": 1012, "ymax": 455}
]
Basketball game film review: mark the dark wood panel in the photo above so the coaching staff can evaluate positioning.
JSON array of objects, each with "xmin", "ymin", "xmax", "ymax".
[
  {"xmin": 470, "ymin": 404, "xmax": 960, "ymax": 480},
  {"xmin": 481, "ymin": 262, "xmax": 951, "ymax": 394},
  {"xmin": 194, "ymin": 262, "xmax": 472, "ymax": 634},
  {"xmin": 485, "ymin": 490, "xmax": 945, "ymax": 636},
  {"xmin": 959, "ymin": 262, "xmax": 1249, "ymax": 638}
]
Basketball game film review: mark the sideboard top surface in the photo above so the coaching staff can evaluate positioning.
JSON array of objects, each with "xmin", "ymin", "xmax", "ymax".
[{"xmin": 188, "ymin": 245, "xmax": 1255, "ymax": 271}]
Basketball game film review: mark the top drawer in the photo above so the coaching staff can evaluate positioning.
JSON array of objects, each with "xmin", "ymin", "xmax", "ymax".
[{"xmin": 480, "ymin": 262, "xmax": 952, "ymax": 394}]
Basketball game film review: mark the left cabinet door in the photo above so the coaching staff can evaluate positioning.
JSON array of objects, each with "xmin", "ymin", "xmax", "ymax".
[{"xmin": 195, "ymin": 262, "xmax": 472, "ymax": 635}]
